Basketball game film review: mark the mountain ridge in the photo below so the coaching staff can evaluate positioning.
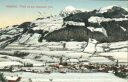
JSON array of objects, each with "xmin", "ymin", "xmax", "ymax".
[{"xmin": 0, "ymin": 5, "xmax": 128, "ymax": 49}]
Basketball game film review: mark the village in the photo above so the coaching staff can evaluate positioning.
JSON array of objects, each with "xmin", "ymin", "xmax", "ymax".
[
  {"xmin": 0, "ymin": 52, "xmax": 128, "ymax": 82},
  {"xmin": 0, "ymin": 40, "xmax": 128, "ymax": 82},
  {"xmin": 0, "ymin": 39, "xmax": 128, "ymax": 82}
]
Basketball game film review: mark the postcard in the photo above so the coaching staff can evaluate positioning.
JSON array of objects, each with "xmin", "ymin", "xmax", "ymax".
[{"xmin": 0, "ymin": 0, "xmax": 128, "ymax": 82}]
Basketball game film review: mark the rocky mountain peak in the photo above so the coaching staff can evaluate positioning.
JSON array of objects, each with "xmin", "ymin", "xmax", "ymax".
[{"xmin": 60, "ymin": 6, "xmax": 81, "ymax": 17}]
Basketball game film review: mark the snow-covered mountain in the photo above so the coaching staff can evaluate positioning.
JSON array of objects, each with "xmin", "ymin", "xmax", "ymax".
[
  {"xmin": 0, "ymin": 6, "xmax": 128, "ymax": 47},
  {"xmin": 0, "ymin": 6, "xmax": 128, "ymax": 66},
  {"xmin": 0, "ymin": 6, "xmax": 128, "ymax": 60},
  {"xmin": 63, "ymin": 5, "xmax": 128, "ymax": 42},
  {"xmin": 60, "ymin": 6, "xmax": 82, "ymax": 17}
]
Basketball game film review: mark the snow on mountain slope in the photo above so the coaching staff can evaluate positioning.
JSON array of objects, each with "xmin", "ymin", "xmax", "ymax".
[
  {"xmin": 64, "ymin": 21, "xmax": 85, "ymax": 26},
  {"xmin": 17, "ymin": 33, "xmax": 41, "ymax": 44},
  {"xmin": 98, "ymin": 5, "xmax": 128, "ymax": 14},
  {"xmin": 18, "ymin": 33, "xmax": 32, "ymax": 44},
  {"xmin": 62, "ymin": 6, "xmax": 76, "ymax": 13},
  {"xmin": 98, "ymin": 6, "xmax": 128, "ymax": 18},
  {"xmin": 99, "ymin": 6, "xmax": 117, "ymax": 13},
  {"xmin": 32, "ymin": 15, "xmax": 63, "ymax": 33},
  {"xmin": 60, "ymin": 6, "xmax": 82, "ymax": 17},
  {"xmin": 1, "ymin": 5, "xmax": 128, "ymax": 46},
  {"xmin": 88, "ymin": 16, "xmax": 128, "ymax": 23}
]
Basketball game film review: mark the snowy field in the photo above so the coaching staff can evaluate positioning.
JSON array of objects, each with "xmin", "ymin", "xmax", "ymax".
[
  {"xmin": 2, "ymin": 72, "xmax": 127, "ymax": 82},
  {"xmin": 0, "ymin": 41, "xmax": 128, "ymax": 65}
]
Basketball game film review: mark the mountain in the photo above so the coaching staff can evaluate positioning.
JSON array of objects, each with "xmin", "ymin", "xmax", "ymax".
[
  {"xmin": 60, "ymin": 6, "xmax": 82, "ymax": 17},
  {"xmin": 0, "ymin": 5, "xmax": 128, "ymax": 65},
  {"xmin": 0, "ymin": 5, "xmax": 128, "ymax": 51},
  {"xmin": 98, "ymin": 6, "xmax": 128, "ymax": 18},
  {"xmin": 62, "ymin": 6, "xmax": 128, "ymax": 42}
]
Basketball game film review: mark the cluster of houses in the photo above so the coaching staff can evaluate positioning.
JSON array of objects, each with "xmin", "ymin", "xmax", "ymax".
[
  {"xmin": 0, "ymin": 60, "xmax": 128, "ymax": 82},
  {"xmin": 0, "ymin": 56, "xmax": 127, "ymax": 73},
  {"xmin": 0, "ymin": 55, "xmax": 128, "ymax": 82}
]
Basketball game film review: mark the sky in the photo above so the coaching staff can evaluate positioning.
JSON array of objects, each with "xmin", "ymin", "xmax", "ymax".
[{"xmin": 0, "ymin": 0, "xmax": 128, "ymax": 28}]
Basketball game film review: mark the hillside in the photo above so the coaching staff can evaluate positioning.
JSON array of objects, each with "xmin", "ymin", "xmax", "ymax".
[{"xmin": 0, "ymin": 6, "xmax": 128, "ymax": 65}]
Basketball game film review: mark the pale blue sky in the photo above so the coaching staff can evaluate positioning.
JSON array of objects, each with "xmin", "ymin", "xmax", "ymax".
[{"xmin": 0, "ymin": 0, "xmax": 128, "ymax": 28}]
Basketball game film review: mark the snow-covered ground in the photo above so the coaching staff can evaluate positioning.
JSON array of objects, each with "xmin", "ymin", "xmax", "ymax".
[
  {"xmin": 2, "ymin": 72, "xmax": 127, "ymax": 82},
  {"xmin": 0, "ymin": 40, "xmax": 128, "ymax": 65},
  {"xmin": 0, "ymin": 61, "xmax": 23, "ymax": 68},
  {"xmin": 32, "ymin": 15, "xmax": 63, "ymax": 33}
]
